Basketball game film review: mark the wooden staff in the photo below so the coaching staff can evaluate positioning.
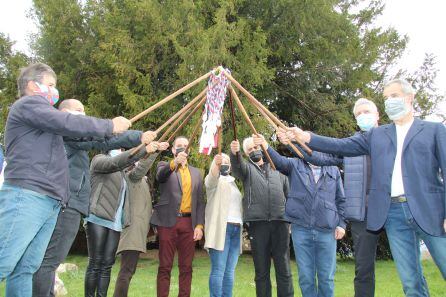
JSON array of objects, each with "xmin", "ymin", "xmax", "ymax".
[
  {"xmin": 185, "ymin": 115, "xmax": 204, "ymax": 154},
  {"xmin": 167, "ymin": 95, "xmax": 206, "ymax": 143},
  {"xmin": 224, "ymin": 71, "xmax": 312, "ymax": 155},
  {"xmin": 228, "ymin": 86, "xmax": 276, "ymax": 170},
  {"xmin": 228, "ymin": 91, "xmax": 238, "ymax": 141},
  {"xmin": 252, "ymin": 98, "xmax": 304, "ymax": 159},
  {"xmin": 129, "ymin": 71, "xmax": 211, "ymax": 123},
  {"xmin": 217, "ymin": 125, "xmax": 222, "ymax": 155},
  {"xmin": 129, "ymin": 89, "xmax": 207, "ymax": 156}
]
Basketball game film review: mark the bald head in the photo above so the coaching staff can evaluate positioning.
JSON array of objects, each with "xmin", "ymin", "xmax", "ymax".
[{"xmin": 58, "ymin": 99, "xmax": 85, "ymax": 114}]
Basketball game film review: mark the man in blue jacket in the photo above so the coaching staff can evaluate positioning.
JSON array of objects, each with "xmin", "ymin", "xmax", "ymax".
[
  {"xmin": 290, "ymin": 79, "xmax": 446, "ymax": 296},
  {"xmin": 32, "ymin": 98, "xmax": 156, "ymax": 297},
  {"xmin": 0, "ymin": 63, "xmax": 132, "ymax": 297},
  {"xmin": 252, "ymin": 134, "xmax": 346, "ymax": 297},
  {"xmin": 280, "ymin": 98, "xmax": 382, "ymax": 297}
]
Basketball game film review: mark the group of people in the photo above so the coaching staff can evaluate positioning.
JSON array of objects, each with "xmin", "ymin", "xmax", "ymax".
[{"xmin": 0, "ymin": 62, "xmax": 444, "ymax": 297}]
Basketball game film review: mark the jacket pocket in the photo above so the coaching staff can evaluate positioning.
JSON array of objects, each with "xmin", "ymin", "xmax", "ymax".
[
  {"xmin": 316, "ymin": 200, "xmax": 338, "ymax": 230},
  {"xmin": 285, "ymin": 196, "xmax": 307, "ymax": 220},
  {"xmin": 90, "ymin": 182, "xmax": 104, "ymax": 214}
]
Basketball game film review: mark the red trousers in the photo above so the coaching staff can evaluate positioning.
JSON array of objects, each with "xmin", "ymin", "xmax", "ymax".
[{"xmin": 157, "ymin": 217, "xmax": 195, "ymax": 297}]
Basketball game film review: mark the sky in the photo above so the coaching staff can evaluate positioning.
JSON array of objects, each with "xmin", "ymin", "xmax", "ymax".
[{"xmin": 0, "ymin": 0, "xmax": 445, "ymax": 119}]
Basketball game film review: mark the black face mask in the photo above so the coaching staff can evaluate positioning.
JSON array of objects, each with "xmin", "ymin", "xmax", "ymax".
[
  {"xmin": 220, "ymin": 164, "xmax": 230, "ymax": 176},
  {"xmin": 249, "ymin": 150, "xmax": 263, "ymax": 163},
  {"xmin": 175, "ymin": 147, "xmax": 185, "ymax": 156}
]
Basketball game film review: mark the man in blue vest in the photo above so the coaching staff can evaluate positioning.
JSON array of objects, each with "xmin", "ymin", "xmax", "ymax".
[{"xmin": 288, "ymin": 79, "xmax": 446, "ymax": 296}]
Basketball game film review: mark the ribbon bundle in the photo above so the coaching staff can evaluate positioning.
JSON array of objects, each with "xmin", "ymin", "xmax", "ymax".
[{"xmin": 199, "ymin": 68, "xmax": 230, "ymax": 155}]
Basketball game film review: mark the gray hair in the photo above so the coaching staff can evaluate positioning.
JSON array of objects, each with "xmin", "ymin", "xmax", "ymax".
[
  {"xmin": 384, "ymin": 79, "xmax": 416, "ymax": 95},
  {"xmin": 352, "ymin": 98, "xmax": 378, "ymax": 116},
  {"xmin": 242, "ymin": 137, "xmax": 254, "ymax": 154},
  {"xmin": 17, "ymin": 63, "xmax": 57, "ymax": 97},
  {"xmin": 209, "ymin": 153, "xmax": 230, "ymax": 174}
]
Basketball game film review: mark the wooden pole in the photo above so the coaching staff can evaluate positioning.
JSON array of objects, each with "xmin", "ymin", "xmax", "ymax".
[
  {"xmin": 185, "ymin": 115, "xmax": 203, "ymax": 154},
  {"xmin": 217, "ymin": 125, "xmax": 222, "ymax": 155},
  {"xmin": 228, "ymin": 86, "xmax": 276, "ymax": 170},
  {"xmin": 228, "ymin": 91, "xmax": 238, "ymax": 141},
  {"xmin": 167, "ymin": 95, "xmax": 206, "ymax": 143},
  {"xmin": 252, "ymin": 98, "xmax": 304, "ymax": 158},
  {"xmin": 155, "ymin": 88, "xmax": 207, "ymax": 134},
  {"xmin": 129, "ymin": 90, "xmax": 207, "ymax": 157},
  {"xmin": 129, "ymin": 71, "xmax": 211, "ymax": 123},
  {"xmin": 223, "ymin": 71, "xmax": 312, "ymax": 155}
]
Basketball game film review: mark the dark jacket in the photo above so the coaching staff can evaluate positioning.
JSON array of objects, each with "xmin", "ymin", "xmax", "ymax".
[
  {"xmin": 309, "ymin": 119, "xmax": 446, "ymax": 236},
  {"xmin": 230, "ymin": 152, "xmax": 289, "ymax": 222},
  {"xmin": 268, "ymin": 147, "xmax": 346, "ymax": 231},
  {"xmin": 89, "ymin": 148, "xmax": 146, "ymax": 225},
  {"xmin": 4, "ymin": 95, "xmax": 113, "ymax": 205},
  {"xmin": 290, "ymin": 139, "xmax": 369, "ymax": 222},
  {"xmin": 63, "ymin": 130, "xmax": 142, "ymax": 215},
  {"xmin": 150, "ymin": 161, "xmax": 205, "ymax": 229}
]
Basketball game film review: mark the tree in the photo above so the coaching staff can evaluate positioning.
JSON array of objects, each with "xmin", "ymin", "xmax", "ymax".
[{"xmin": 0, "ymin": 33, "xmax": 29, "ymax": 137}]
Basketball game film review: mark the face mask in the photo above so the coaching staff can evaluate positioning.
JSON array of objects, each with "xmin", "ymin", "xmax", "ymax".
[
  {"xmin": 109, "ymin": 149, "xmax": 122, "ymax": 157},
  {"xmin": 385, "ymin": 97, "xmax": 409, "ymax": 120},
  {"xmin": 68, "ymin": 110, "xmax": 85, "ymax": 116},
  {"xmin": 356, "ymin": 113, "xmax": 376, "ymax": 131},
  {"xmin": 220, "ymin": 164, "xmax": 230, "ymax": 176},
  {"xmin": 34, "ymin": 82, "xmax": 59, "ymax": 106},
  {"xmin": 249, "ymin": 150, "xmax": 263, "ymax": 163},
  {"xmin": 175, "ymin": 147, "xmax": 185, "ymax": 156}
]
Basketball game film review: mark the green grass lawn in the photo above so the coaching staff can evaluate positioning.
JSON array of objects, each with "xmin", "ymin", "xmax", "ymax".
[{"xmin": 1, "ymin": 251, "xmax": 444, "ymax": 296}]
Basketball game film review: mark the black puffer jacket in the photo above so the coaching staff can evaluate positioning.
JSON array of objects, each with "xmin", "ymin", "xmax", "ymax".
[{"xmin": 230, "ymin": 152, "xmax": 289, "ymax": 222}]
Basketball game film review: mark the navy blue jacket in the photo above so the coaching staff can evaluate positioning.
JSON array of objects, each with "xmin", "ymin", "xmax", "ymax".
[
  {"xmin": 267, "ymin": 147, "xmax": 346, "ymax": 231},
  {"xmin": 4, "ymin": 95, "xmax": 113, "ymax": 205},
  {"xmin": 63, "ymin": 130, "xmax": 142, "ymax": 215},
  {"xmin": 290, "ymin": 138, "xmax": 370, "ymax": 222},
  {"xmin": 309, "ymin": 119, "xmax": 446, "ymax": 236}
]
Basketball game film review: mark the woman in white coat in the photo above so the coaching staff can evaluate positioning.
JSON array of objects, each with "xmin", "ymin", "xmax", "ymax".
[{"xmin": 204, "ymin": 153, "xmax": 243, "ymax": 297}]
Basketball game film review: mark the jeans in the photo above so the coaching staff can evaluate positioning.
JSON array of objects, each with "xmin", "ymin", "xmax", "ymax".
[
  {"xmin": 385, "ymin": 202, "xmax": 446, "ymax": 297},
  {"xmin": 291, "ymin": 224, "xmax": 337, "ymax": 297},
  {"xmin": 350, "ymin": 220, "xmax": 379, "ymax": 297},
  {"xmin": 0, "ymin": 184, "xmax": 61, "ymax": 297},
  {"xmin": 209, "ymin": 223, "xmax": 241, "ymax": 297},
  {"xmin": 85, "ymin": 222, "xmax": 120, "ymax": 297},
  {"xmin": 248, "ymin": 221, "xmax": 294, "ymax": 297},
  {"xmin": 33, "ymin": 207, "xmax": 82, "ymax": 297},
  {"xmin": 113, "ymin": 250, "xmax": 141, "ymax": 297}
]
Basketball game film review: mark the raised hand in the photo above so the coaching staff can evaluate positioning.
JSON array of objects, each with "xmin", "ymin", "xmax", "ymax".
[
  {"xmin": 112, "ymin": 117, "xmax": 132, "ymax": 134},
  {"xmin": 145, "ymin": 141, "xmax": 159, "ymax": 154},
  {"xmin": 174, "ymin": 151, "xmax": 188, "ymax": 167},
  {"xmin": 288, "ymin": 126, "xmax": 311, "ymax": 143},
  {"xmin": 141, "ymin": 130, "xmax": 157, "ymax": 144},
  {"xmin": 252, "ymin": 134, "xmax": 267, "ymax": 148},
  {"xmin": 214, "ymin": 154, "xmax": 223, "ymax": 166},
  {"xmin": 230, "ymin": 140, "xmax": 240, "ymax": 155},
  {"xmin": 158, "ymin": 142, "xmax": 170, "ymax": 151}
]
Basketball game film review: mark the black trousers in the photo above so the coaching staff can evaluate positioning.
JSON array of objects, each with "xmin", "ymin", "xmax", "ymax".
[
  {"xmin": 33, "ymin": 207, "xmax": 81, "ymax": 297},
  {"xmin": 248, "ymin": 220, "xmax": 294, "ymax": 297},
  {"xmin": 85, "ymin": 222, "xmax": 120, "ymax": 297},
  {"xmin": 113, "ymin": 250, "xmax": 141, "ymax": 297},
  {"xmin": 351, "ymin": 220, "xmax": 380, "ymax": 297}
]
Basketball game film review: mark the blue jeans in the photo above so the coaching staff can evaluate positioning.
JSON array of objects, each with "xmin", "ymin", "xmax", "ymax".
[
  {"xmin": 385, "ymin": 202, "xmax": 446, "ymax": 297},
  {"xmin": 0, "ymin": 184, "xmax": 61, "ymax": 297},
  {"xmin": 208, "ymin": 223, "xmax": 241, "ymax": 297},
  {"xmin": 291, "ymin": 225, "xmax": 337, "ymax": 297}
]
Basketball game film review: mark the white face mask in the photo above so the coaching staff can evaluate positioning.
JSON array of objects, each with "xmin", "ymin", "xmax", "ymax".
[
  {"xmin": 68, "ymin": 110, "xmax": 85, "ymax": 116},
  {"xmin": 384, "ymin": 97, "xmax": 409, "ymax": 120}
]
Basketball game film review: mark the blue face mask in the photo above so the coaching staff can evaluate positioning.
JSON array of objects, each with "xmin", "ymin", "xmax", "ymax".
[
  {"xmin": 385, "ymin": 97, "xmax": 409, "ymax": 120},
  {"xmin": 356, "ymin": 113, "xmax": 376, "ymax": 131}
]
